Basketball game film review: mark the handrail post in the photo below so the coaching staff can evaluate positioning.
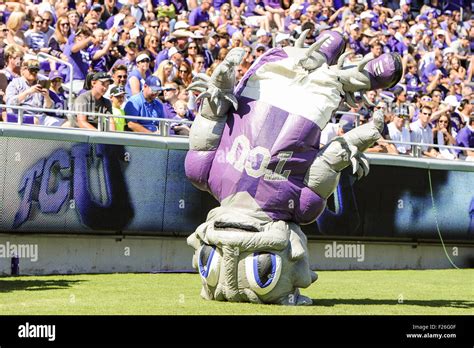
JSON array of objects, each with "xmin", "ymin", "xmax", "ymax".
[
  {"xmin": 159, "ymin": 120, "xmax": 168, "ymax": 136},
  {"xmin": 18, "ymin": 109, "xmax": 23, "ymax": 125}
]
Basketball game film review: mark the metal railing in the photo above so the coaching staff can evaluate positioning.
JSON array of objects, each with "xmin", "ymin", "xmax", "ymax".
[
  {"xmin": 36, "ymin": 52, "xmax": 74, "ymax": 111},
  {"xmin": 2, "ymin": 104, "xmax": 473, "ymax": 160},
  {"xmin": 0, "ymin": 104, "xmax": 193, "ymax": 137}
]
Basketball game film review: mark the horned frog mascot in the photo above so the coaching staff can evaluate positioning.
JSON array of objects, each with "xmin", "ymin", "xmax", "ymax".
[{"xmin": 185, "ymin": 30, "xmax": 402, "ymax": 305}]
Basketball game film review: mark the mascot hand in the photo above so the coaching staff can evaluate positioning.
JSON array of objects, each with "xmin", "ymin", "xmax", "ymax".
[
  {"xmin": 331, "ymin": 52, "xmax": 403, "ymax": 107},
  {"xmin": 188, "ymin": 47, "xmax": 245, "ymax": 118}
]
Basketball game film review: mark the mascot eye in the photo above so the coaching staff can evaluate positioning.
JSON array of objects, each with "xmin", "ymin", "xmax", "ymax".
[
  {"xmin": 198, "ymin": 244, "xmax": 221, "ymax": 287},
  {"xmin": 245, "ymin": 252, "xmax": 282, "ymax": 295}
]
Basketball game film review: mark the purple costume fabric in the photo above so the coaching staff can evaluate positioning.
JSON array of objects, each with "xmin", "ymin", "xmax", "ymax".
[{"xmin": 185, "ymin": 49, "xmax": 327, "ymax": 224}]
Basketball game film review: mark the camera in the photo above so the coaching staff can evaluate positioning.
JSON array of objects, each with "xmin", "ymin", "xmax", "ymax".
[{"xmin": 38, "ymin": 80, "xmax": 51, "ymax": 89}]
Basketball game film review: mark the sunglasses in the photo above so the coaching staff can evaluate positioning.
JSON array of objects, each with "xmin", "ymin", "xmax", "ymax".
[
  {"xmin": 140, "ymin": 59, "xmax": 151, "ymax": 63},
  {"xmin": 34, "ymin": 20, "xmax": 44, "ymax": 24},
  {"xmin": 150, "ymin": 25, "xmax": 158, "ymax": 29},
  {"xmin": 188, "ymin": 46, "xmax": 197, "ymax": 49},
  {"xmin": 28, "ymin": 68, "xmax": 39, "ymax": 73},
  {"xmin": 438, "ymin": 120, "xmax": 449, "ymax": 123},
  {"xmin": 2, "ymin": 28, "xmax": 9, "ymax": 32},
  {"xmin": 179, "ymin": 69, "xmax": 187, "ymax": 73},
  {"xmin": 116, "ymin": 75, "xmax": 128, "ymax": 79}
]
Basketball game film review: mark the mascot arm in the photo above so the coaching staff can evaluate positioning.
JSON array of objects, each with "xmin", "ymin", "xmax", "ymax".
[
  {"xmin": 305, "ymin": 110, "xmax": 384, "ymax": 199},
  {"xmin": 185, "ymin": 48, "xmax": 246, "ymax": 192}
]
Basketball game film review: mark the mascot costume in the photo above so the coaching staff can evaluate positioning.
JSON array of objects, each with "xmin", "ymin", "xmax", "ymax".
[{"xmin": 185, "ymin": 30, "xmax": 403, "ymax": 305}]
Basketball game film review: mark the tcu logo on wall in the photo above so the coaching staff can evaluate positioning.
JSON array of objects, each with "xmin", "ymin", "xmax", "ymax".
[{"xmin": 14, "ymin": 144, "xmax": 134, "ymax": 230}]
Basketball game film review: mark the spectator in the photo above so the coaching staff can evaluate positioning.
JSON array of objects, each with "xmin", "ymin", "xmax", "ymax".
[
  {"xmin": 110, "ymin": 40, "xmax": 139, "ymax": 74},
  {"xmin": 89, "ymin": 28, "xmax": 116, "ymax": 73},
  {"xmin": 456, "ymin": 115, "xmax": 474, "ymax": 161},
  {"xmin": 110, "ymin": 86, "xmax": 127, "ymax": 132},
  {"xmin": 126, "ymin": 52, "xmax": 152, "ymax": 96},
  {"xmin": 124, "ymin": 75, "xmax": 165, "ymax": 133},
  {"xmin": 154, "ymin": 59, "xmax": 174, "ymax": 85},
  {"xmin": 105, "ymin": 64, "xmax": 128, "ymax": 99},
  {"xmin": 25, "ymin": 15, "xmax": 49, "ymax": 53},
  {"xmin": 433, "ymin": 114, "xmax": 457, "ymax": 160},
  {"xmin": 48, "ymin": 15, "xmax": 71, "ymax": 62},
  {"xmin": 176, "ymin": 61, "xmax": 193, "ymax": 86},
  {"xmin": 410, "ymin": 105, "xmax": 439, "ymax": 158},
  {"xmin": 63, "ymin": 25, "xmax": 93, "ymax": 89},
  {"xmin": 5, "ymin": 59, "xmax": 53, "ymax": 124},
  {"xmin": 45, "ymin": 70, "xmax": 69, "ymax": 127},
  {"xmin": 171, "ymin": 99, "xmax": 192, "ymax": 135},
  {"xmin": 162, "ymin": 81, "xmax": 180, "ymax": 119},
  {"xmin": 388, "ymin": 111, "xmax": 411, "ymax": 155},
  {"xmin": 188, "ymin": 0, "xmax": 211, "ymax": 31},
  {"xmin": 73, "ymin": 72, "xmax": 114, "ymax": 130},
  {"xmin": 5, "ymin": 11, "xmax": 27, "ymax": 49},
  {"xmin": 0, "ymin": 44, "xmax": 24, "ymax": 93}
]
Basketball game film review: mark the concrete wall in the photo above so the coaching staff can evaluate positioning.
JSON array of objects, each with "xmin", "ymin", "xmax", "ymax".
[{"xmin": 1, "ymin": 234, "xmax": 472, "ymax": 275}]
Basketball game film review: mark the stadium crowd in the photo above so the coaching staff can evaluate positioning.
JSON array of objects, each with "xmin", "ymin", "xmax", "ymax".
[{"xmin": 0, "ymin": 0, "xmax": 472, "ymax": 159}]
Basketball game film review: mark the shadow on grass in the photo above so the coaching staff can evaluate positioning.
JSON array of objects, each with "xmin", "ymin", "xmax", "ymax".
[
  {"xmin": 311, "ymin": 298, "xmax": 474, "ymax": 309},
  {"xmin": 0, "ymin": 279, "xmax": 86, "ymax": 293}
]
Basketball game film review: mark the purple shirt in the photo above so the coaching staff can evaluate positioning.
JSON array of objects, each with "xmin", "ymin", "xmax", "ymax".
[
  {"xmin": 264, "ymin": 0, "xmax": 281, "ymax": 9},
  {"xmin": 189, "ymin": 7, "xmax": 210, "ymax": 26},
  {"xmin": 456, "ymin": 126, "xmax": 474, "ymax": 152}
]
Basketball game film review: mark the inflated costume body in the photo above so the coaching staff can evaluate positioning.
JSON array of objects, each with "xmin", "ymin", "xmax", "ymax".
[{"xmin": 185, "ymin": 31, "xmax": 402, "ymax": 304}]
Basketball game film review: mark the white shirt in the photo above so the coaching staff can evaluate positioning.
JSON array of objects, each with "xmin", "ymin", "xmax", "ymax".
[
  {"xmin": 410, "ymin": 119, "xmax": 433, "ymax": 152},
  {"xmin": 388, "ymin": 122, "xmax": 410, "ymax": 154}
]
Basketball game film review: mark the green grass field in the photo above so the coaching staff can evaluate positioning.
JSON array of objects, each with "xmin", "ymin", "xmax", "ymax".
[{"xmin": 0, "ymin": 270, "xmax": 472, "ymax": 315}]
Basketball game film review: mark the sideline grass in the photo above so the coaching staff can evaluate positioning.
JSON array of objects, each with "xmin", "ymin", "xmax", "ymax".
[{"xmin": 0, "ymin": 269, "xmax": 472, "ymax": 315}]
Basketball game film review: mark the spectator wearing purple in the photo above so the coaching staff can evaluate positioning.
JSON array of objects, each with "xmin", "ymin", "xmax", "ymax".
[
  {"xmin": 156, "ymin": 35, "xmax": 177, "ymax": 68},
  {"xmin": 126, "ymin": 52, "xmax": 152, "ymax": 96},
  {"xmin": 63, "ymin": 26, "xmax": 93, "ymax": 85},
  {"xmin": 263, "ymin": 0, "xmax": 284, "ymax": 32},
  {"xmin": 88, "ymin": 28, "xmax": 116, "ymax": 73},
  {"xmin": 25, "ymin": 15, "xmax": 49, "ymax": 53},
  {"xmin": 110, "ymin": 40, "xmax": 139, "ymax": 74},
  {"xmin": 420, "ymin": 54, "xmax": 446, "ymax": 85},
  {"xmin": 189, "ymin": 0, "xmax": 211, "ymax": 31},
  {"xmin": 404, "ymin": 61, "xmax": 422, "ymax": 93},
  {"xmin": 242, "ymin": 0, "xmax": 269, "ymax": 31},
  {"xmin": 456, "ymin": 115, "xmax": 474, "ymax": 160},
  {"xmin": 284, "ymin": 4, "xmax": 303, "ymax": 32},
  {"xmin": 44, "ymin": 70, "xmax": 69, "ymax": 127}
]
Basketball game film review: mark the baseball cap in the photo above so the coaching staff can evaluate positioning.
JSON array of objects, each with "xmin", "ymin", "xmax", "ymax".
[
  {"xmin": 207, "ymin": 31, "xmax": 219, "ymax": 38},
  {"xmin": 48, "ymin": 70, "xmax": 63, "ymax": 80},
  {"xmin": 350, "ymin": 23, "xmax": 360, "ymax": 31},
  {"xmin": 174, "ymin": 21, "xmax": 189, "ymax": 30},
  {"xmin": 110, "ymin": 86, "xmax": 126, "ymax": 97},
  {"xmin": 92, "ymin": 72, "xmax": 113, "ymax": 82},
  {"xmin": 452, "ymin": 78, "xmax": 462, "ymax": 85},
  {"xmin": 362, "ymin": 29, "xmax": 376, "ymax": 37},
  {"xmin": 168, "ymin": 47, "xmax": 179, "ymax": 58},
  {"xmin": 136, "ymin": 53, "xmax": 151, "ymax": 63},
  {"xmin": 125, "ymin": 40, "xmax": 138, "ymax": 49},
  {"xmin": 145, "ymin": 75, "xmax": 162, "ymax": 92},
  {"xmin": 443, "ymin": 47, "xmax": 454, "ymax": 56},
  {"xmin": 289, "ymin": 3, "xmax": 303, "ymax": 12},
  {"xmin": 339, "ymin": 115, "xmax": 356, "ymax": 133},
  {"xmin": 24, "ymin": 59, "xmax": 40, "ymax": 71},
  {"xmin": 275, "ymin": 32, "xmax": 290, "ymax": 43},
  {"xmin": 360, "ymin": 11, "xmax": 374, "ymax": 20},
  {"xmin": 373, "ymin": 0, "xmax": 383, "ymax": 5},
  {"xmin": 256, "ymin": 28, "xmax": 268, "ymax": 37},
  {"xmin": 91, "ymin": 4, "xmax": 102, "ymax": 11},
  {"xmin": 400, "ymin": 0, "xmax": 411, "ymax": 6},
  {"xmin": 163, "ymin": 35, "xmax": 177, "ymax": 43},
  {"xmin": 436, "ymin": 29, "xmax": 446, "ymax": 36},
  {"xmin": 418, "ymin": 14, "xmax": 428, "ymax": 21}
]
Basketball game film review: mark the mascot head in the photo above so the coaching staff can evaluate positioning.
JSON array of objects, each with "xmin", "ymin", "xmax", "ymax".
[{"xmin": 188, "ymin": 214, "xmax": 316, "ymax": 305}]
